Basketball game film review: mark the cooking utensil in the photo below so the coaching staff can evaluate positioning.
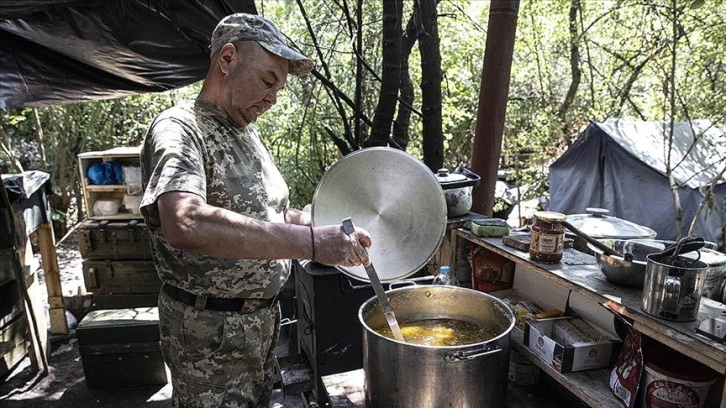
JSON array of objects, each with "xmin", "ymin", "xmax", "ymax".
[
  {"xmin": 564, "ymin": 208, "xmax": 657, "ymax": 253},
  {"xmin": 436, "ymin": 166, "xmax": 480, "ymax": 217},
  {"xmin": 642, "ymin": 237, "xmax": 710, "ymax": 322},
  {"xmin": 360, "ymin": 285, "xmax": 514, "ymax": 407},
  {"xmin": 588, "ymin": 239, "xmax": 676, "ymax": 288},
  {"xmin": 588, "ymin": 236, "xmax": 706, "ymax": 292},
  {"xmin": 560, "ymin": 219, "xmax": 623, "ymax": 257},
  {"xmin": 342, "ymin": 217, "xmax": 405, "ymax": 342},
  {"xmin": 312, "ymin": 147, "xmax": 447, "ymax": 282},
  {"xmin": 657, "ymin": 236, "xmax": 706, "ymax": 260}
]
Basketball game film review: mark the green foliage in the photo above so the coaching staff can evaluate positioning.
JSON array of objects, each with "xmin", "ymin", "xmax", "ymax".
[{"xmin": 3, "ymin": 0, "xmax": 725, "ymax": 225}]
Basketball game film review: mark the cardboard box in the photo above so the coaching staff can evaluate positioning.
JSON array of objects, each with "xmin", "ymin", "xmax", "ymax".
[
  {"xmin": 524, "ymin": 316, "xmax": 620, "ymax": 373},
  {"xmin": 491, "ymin": 288, "xmax": 562, "ymax": 331}
]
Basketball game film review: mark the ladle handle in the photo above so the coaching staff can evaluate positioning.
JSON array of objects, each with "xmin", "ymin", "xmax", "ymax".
[
  {"xmin": 342, "ymin": 217, "xmax": 406, "ymax": 343},
  {"xmin": 559, "ymin": 220, "xmax": 622, "ymax": 257},
  {"xmin": 659, "ymin": 236, "xmax": 705, "ymax": 257}
]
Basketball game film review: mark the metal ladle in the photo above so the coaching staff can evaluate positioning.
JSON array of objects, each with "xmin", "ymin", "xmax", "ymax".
[{"xmin": 342, "ymin": 217, "xmax": 405, "ymax": 342}]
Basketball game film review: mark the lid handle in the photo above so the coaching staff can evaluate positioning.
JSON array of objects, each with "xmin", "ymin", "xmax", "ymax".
[{"xmin": 586, "ymin": 207, "xmax": 610, "ymax": 217}]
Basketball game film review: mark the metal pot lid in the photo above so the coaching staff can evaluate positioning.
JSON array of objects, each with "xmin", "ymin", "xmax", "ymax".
[
  {"xmin": 312, "ymin": 147, "xmax": 447, "ymax": 283},
  {"xmin": 436, "ymin": 168, "xmax": 467, "ymax": 183},
  {"xmin": 565, "ymin": 207, "xmax": 657, "ymax": 239}
]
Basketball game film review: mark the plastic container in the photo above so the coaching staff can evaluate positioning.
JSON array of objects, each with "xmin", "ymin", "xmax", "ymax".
[
  {"xmin": 92, "ymin": 199, "xmax": 121, "ymax": 216},
  {"xmin": 433, "ymin": 266, "xmax": 459, "ymax": 286},
  {"xmin": 123, "ymin": 194, "xmax": 142, "ymax": 214}
]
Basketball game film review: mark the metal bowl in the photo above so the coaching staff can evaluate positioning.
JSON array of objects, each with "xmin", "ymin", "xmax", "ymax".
[{"xmin": 588, "ymin": 239, "xmax": 672, "ymax": 288}]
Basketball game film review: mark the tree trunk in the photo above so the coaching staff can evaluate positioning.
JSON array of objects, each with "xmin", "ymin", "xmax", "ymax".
[
  {"xmin": 558, "ymin": 0, "xmax": 582, "ymax": 145},
  {"xmin": 32, "ymin": 108, "xmax": 49, "ymax": 172},
  {"xmin": 392, "ymin": 0, "xmax": 440, "ymax": 151},
  {"xmin": 417, "ymin": 0, "xmax": 444, "ymax": 171},
  {"xmin": 392, "ymin": 6, "xmax": 419, "ymax": 152},
  {"xmin": 470, "ymin": 0, "xmax": 520, "ymax": 217},
  {"xmin": 366, "ymin": 0, "xmax": 403, "ymax": 147}
]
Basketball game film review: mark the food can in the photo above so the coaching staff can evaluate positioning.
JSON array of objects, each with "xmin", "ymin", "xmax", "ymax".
[
  {"xmin": 529, "ymin": 211, "xmax": 566, "ymax": 263},
  {"xmin": 508, "ymin": 349, "xmax": 540, "ymax": 385}
]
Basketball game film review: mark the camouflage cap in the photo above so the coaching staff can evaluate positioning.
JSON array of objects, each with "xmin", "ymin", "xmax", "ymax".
[{"xmin": 210, "ymin": 13, "xmax": 313, "ymax": 77}]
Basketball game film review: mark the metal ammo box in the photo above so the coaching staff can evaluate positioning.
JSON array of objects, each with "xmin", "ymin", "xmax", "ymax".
[
  {"xmin": 77, "ymin": 219, "xmax": 152, "ymax": 260},
  {"xmin": 77, "ymin": 307, "xmax": 167, "ymax": 388},
  {"xmin": 82, "ymin": 259, "xmax": 160, "ymax": 295}
]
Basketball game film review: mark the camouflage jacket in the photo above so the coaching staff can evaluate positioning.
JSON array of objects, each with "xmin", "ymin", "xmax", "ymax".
[{"xmin": 140, "ymin": 99, "xmax": 290, "ymax": 299}]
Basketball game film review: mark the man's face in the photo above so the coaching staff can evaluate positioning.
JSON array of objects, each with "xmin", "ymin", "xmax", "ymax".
[{"xmin": 220, "ymin": 42, "xmax": 289, "ymax": 128}]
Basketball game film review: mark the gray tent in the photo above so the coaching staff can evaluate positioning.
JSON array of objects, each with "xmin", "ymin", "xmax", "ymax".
[{"xmin": 549, "ymin": 118, "xmax": 726, "ymax": 247}]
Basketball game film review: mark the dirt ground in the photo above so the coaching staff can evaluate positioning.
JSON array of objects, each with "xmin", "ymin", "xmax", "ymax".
[{"xmin": 0, "ymin": 231, "xmax": 302, "ymax": 408}]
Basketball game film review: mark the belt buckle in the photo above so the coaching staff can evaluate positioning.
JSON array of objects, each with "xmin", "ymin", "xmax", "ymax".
[
  {"xmin": 240, "ymin": 299, "xmax": 255, "ymax": 314},
  {"xmin": 194, "ymin": 294, "xmax": 208, "ymax": 310}
]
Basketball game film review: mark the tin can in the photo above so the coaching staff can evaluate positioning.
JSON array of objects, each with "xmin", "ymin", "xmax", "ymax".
[
  {"xmin": 639, "ymin": 344, "xmax": 716, "ymax": 408},
  {"xmin": 508, "ymin": 349, "xmax": 540, "ymax": 385},
  {"xmin": 529, "ymin": 211, "xmax": 566, "ymax": 263}
]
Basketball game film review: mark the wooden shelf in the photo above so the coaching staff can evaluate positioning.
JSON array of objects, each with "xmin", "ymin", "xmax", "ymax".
[
  {"xmin": 455, "ymin": 229, "xmax": 726, "ymax": 408},
  {"xmin": 510, "ymin": 342, "xmax": 619, "ymax": 408},
  {"xmin": 84, "ymin": 184, "xmax": 128, "ymax": 192},
  {"xmin": 456, "ymin": 229, "xmax": 726, "ymax": 374},
  {"xmin": 78, "ymin": 146, "xmax": 142, "ymax": 219}
]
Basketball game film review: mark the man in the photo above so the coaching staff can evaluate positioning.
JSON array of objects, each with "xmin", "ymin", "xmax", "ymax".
[{"xmin": 139, "ymin": 13, "xmax": 371, "ymax": 407}]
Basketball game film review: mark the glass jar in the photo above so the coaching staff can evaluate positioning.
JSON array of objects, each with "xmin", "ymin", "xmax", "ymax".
[{"xmin": 529, "ymin": 211, "xmax": 567, "ymax": 263}]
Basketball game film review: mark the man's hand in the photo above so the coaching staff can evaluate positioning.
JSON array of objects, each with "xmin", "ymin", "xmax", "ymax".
[{"xmin": 312, "ymin": 224, "xmax": 372, "ymax": 267}]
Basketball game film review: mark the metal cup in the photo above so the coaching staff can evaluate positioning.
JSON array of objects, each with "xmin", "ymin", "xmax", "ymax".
[{"xmin": 641, "ymin": 253, "xmax": 709, "ymax": 321}]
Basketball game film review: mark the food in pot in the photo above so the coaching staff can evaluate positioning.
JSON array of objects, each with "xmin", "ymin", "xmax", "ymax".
[{"xmin": 374, "ymin": 318, "xmax": 497, "ymax": 346}]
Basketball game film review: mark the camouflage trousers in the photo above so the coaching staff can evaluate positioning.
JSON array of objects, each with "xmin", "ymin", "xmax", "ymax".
[{"xmin": 158, "ymin": 290, "xmax": 281, "ymax": 408}]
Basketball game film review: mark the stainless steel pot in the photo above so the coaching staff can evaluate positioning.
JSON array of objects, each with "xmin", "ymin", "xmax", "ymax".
[
  {"xmin": 565, "ymin": 208, "xmax": 657, "ymax": 253},
  {"xmin": 359, "ymin": 285, "xmax": 514, "ymax": 408},
  {"xmin": 642, "ymin": 253, "xmax": 709, "ymax": 321},
  {"xmin": 435, "ymin": 168, "xmax": 481, "ymax": 217}
]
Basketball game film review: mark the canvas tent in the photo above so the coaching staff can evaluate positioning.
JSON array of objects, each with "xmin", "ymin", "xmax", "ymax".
[{"xmin": 549, "ymin": 118, "xmax": 726, "ymax": 247}]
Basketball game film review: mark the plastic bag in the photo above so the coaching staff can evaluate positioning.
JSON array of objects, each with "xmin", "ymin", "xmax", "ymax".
[{"xmin": 87, "ymin": 161, "xmax": 124, "ymax": 185}]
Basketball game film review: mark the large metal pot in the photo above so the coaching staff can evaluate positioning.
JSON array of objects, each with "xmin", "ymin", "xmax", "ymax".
[
  {"xmin": 565, "ymin": 208, "xmax": 657, "ymax": 253},
  {"xmin": 359, "ymin": 285, "xmax": 514, "ymax": 408}
]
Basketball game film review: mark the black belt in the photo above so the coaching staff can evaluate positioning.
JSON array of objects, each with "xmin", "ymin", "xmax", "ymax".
[{"xmin": 162, "ymin": 284, "xmax": 276, "ymax": 313}]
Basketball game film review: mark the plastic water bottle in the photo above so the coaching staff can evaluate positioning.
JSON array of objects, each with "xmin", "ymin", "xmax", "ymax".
[{"xmin": 433, "ymin": 266, "xmax": 459, "ymax": 286}]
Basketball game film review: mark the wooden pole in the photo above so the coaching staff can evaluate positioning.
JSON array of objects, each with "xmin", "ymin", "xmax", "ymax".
[
  {"xmin": 470, "ymin": 0, "xmax": 520, "ymax": 216},
  {"xmin": 37, "ymin": 222, "xmax": 68, "ymax": 335}
]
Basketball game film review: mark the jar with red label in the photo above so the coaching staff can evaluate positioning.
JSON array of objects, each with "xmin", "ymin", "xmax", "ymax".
[{"xmin": 529, "ymin": 211, "xmax": 566, "ymax": 263}]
